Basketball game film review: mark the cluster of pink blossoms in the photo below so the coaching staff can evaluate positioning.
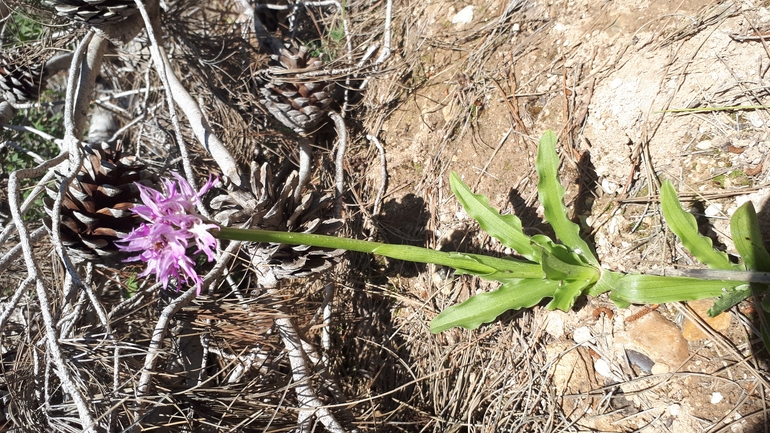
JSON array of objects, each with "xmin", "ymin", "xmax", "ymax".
[{"xmin": 117, "ymin": 172, "xmax": 219, "ymax": 295}]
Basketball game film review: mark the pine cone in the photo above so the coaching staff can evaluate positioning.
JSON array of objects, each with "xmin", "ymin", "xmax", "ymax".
[
  {"xmin": 46, "ymin": 0, "xmax": 138, "ymax": 25},
  {"xmin": 258, "ymin": 45, "xmax": 336, "ymax": 136},
  {"xmin": 0, "ymin": 48, "xmax": 45, "ymax": 104},
  {"xmin": 211, "ymin": 162, "xmax": 343, "ymax": 288},
  {"xmin": 43, "ymin": 142, "xmax": 154, "ymax": 263}
]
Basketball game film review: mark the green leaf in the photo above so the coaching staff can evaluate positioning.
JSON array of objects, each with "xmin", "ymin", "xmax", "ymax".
[
  {"xmin": 531, "ymin": 234, "xmax": 592, "ymax": 266},
  {"xmin": 730, "ymin": 201, "xmax": 770, "ymax": 272},
  {"xmin": 705, "ymin": 202, "xmax": 770, "ymax": 316},
  {"xmin": 450, "ymin": 172, "xmax": 537, "ymax": 261},
  {"xmin": 586, "ymin": 268, "xmax": 622, "ymax": 297},
  {"xmin": 534, "ymin": 242, "xmax": 599, "ymax": 282},
  {"xmin": 611, "ymin": 274, "xmax": 741, "ymax": 304},
  {"xmin": 449, "ymin": 252, "xmax": 544, "ymax": 280},
  {"xmin": 762, "ymin": 297, "xmax": 770, "ymax": 313},
  {"xmin": 546, "ymin": 279, "xmax": 591, "ymax": 311},
  {"xmin": 660, "ymin": 180, "xmax": 737, "ymax": 270},
  {"xmin": 707, "ymin": 284, "xmax": 751, "ymax": 316},
  {"xmin": 535, "ymin": 130, "xmax": 598, "ymax": 265},
  {"xmin": 430, "ymin": 279, "xmax": 557, "ymax": 332}
]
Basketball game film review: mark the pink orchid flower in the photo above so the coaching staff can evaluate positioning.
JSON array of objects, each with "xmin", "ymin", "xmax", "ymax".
[{"xmin": 117, "ymin": 172, "xmax": 219, "ymax": 295}]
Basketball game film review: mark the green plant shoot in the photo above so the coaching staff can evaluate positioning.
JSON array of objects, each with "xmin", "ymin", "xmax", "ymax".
[{"xmin": 211, "ymin": 131, "xmax": 770, "ymax": 336}]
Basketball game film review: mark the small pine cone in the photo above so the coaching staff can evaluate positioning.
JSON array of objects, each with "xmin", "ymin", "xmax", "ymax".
[
  {"xmin": 43, "ymin": 142, "xmax": 153, "ymax": 263},
  {"xmin": 0, "ymin": 48, "xmax": 45, "ymax": 104},
  {"xmin": 211, "ymin": 162, "xmax": 343, "ymax": 288},
  {"xmin": 258, "ymin": 45, "xmax": 336, "ymax": 136},
  {"xmin": 46, "ymin": 0, "xmax": 138, "ymax": 25}
]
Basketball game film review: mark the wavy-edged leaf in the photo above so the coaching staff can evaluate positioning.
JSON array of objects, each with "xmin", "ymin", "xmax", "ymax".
[
  {"xmin": 450, "ymin": 172, "xmax": 537, "ymax": 261},
  {"xmin": 430, "ymin": 279, "xmax": 557, "ymax": 332},
  {"xmin": 531, "ymin": 234, "xmax": 592, "ymax": 267},
  {"xmin": 708, "ymin": 284, "xmax": 751, "ymax": 316},
  {"xmin": 660, "ymin": 180, "xmax": 737, "ymax": 270},
  {"xmin": 534, "ymin": 242, "xmax": 599, "ymax": 282},
  {"xmin": 611, "ymin": 274, "xmax": 741, "ymax": 304},
  {"xmin": 725, "ymin": 202, "xmax": 770, "ymax": 349},
  {"xmin": 731, "ymin": 201, "xmax": 770, "ymax": 272},
  {"xmin": 546, "ymin": 279, "xmax": 591, "ymax": 311},
  {"xmin": 535, "ymin": 130, "xmax": 598, "ymax": 265},
  {"xmin": 706, "ymin": 202, "xmax": 770, "ymax": 316}
]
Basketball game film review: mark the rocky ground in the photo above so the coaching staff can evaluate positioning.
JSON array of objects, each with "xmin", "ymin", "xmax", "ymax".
[{"xmin": 346, "ymin": 0, "xmax": 770, "ymax": 431}]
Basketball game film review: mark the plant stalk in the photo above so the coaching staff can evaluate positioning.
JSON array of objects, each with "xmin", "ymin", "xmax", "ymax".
[{"xmin": 215, "ymin": 227, "xmax": 543, "ymax": 278}]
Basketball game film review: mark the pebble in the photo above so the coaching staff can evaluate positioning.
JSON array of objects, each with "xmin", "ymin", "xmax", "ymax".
[
  {"xmin": 711, "ymin": 392, "xmax": 724, "ymax": 404},
  {"xmin": 626, "ymin": 349, "xmax": 654, "ymax": 373},
  {"xmin": 681, "ymin": 299, "xmax": 732, "ymax": 341},
  {"xmin": 696, "ymin": 140, "xmax": 713, "ymax": 150},
  {"xmin": 625, "ymin": 311, "xmax": 689, "ymax": 373},
  {"xmin": 451, "ymin": 6, "xmax": 474, "ymax": 25},
  {"xmin": 601, "ymin": 178, "xmax": 618, "ymax": 194},
  {"xmin": 669, "ymin": 404, "xmax": 681, "ymax": 416},
  {"xmin": 573, "ymin": 326, "xmax": 593, "ymax": 344},
  {"xmin": 704, "ymin": 203, "xmax": 723, "ymax": 217},
  {"xmin": 594, "ymin": 358, "xmax": 621, "ymax": 381}
]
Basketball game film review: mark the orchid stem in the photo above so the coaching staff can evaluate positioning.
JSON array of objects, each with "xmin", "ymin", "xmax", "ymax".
[{"xmin": 214, "ymin": 227, "xmax": 543, "ymax": 279}]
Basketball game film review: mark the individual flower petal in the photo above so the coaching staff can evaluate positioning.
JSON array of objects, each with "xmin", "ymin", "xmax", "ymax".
[{"xmin": 189, "ymin": 222, "xmax": 219, "ymax": 261}]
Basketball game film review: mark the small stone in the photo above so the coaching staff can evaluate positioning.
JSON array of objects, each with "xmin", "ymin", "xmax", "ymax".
[
  {"xmin": 442, "ymin": 104, "xmax": 454, "ymax": 122},
  {"xmin": 748, "ymin": 111, "xmax": 764, "ymax": 128},
  {"xmin": 682, "ymin": 299, "xmax": 733, "ymax": 341},
  {"xmin": 669, "ymin": 404, "xmax": 681, "ymax": 416},
  {"xmin": 594, "ymin": 358, "xmax": 621, "ymax": 381},
  {"xmin": 626, "ymin": 349, "xmax": 654, "ymax": 373},
  {"xmin": 711, "ymin": 392, "xmax": 724, "ymax": 404},
  {"xmin": 704, "ymin": 203, "xmax": 723, "ymax": 217},
  {"xmin": 544, "ymin": 312, "xmax": 566, "ymax": 338},
  {"xmin": 573, "ymin": 326, "xmax": 593, "ymax": 344},
  {"xmin": 625, "ymin": 311, "xmax": 689, "ymax": 370},
  {"xmin": 601, "ymin": 178, "xmax": 618, "ymax": 194},
  {"xmin": 451, "ymin": 6, "xmax": 473, "ymax": 25}
]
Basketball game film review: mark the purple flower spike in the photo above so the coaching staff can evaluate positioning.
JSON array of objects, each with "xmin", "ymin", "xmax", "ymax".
[{"xmin": 117, "ymin": 172, "xmax": 220, "ymax": 295}]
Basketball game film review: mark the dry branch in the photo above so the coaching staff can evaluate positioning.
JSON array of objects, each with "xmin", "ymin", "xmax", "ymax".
[
  {"xmin": 134, "ymin": 0, "xmax": 243, "ymax": 189},
  {"xmin": 8, "ymin": 154, "xmax": 97, "ymax": 432}
]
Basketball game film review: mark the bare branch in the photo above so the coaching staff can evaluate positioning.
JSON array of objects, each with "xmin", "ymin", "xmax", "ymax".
[
  {"xmin": 66, "ymin": 32, "xmax": 107, "ymax": 146},
  {"xmin": 1, "ymin": 125, "xmax": 63, "ymax": 148},
  {"xmin": 8, "ymin": 155, "xmax": 97, "ymax": 432},
  {"xmin": 133, "ymin": 0, "xmax": 243, "ymax": 188},
  {"xmin": 0, "ymin": 140, "xmax": 46, "ymax": 164},
  {"xmin": 296, "ymin": 136, "xmax": 313, "ymax": 202},
  {"xmin": 0, "ymin": 227, "xmax": 47, "ymax": 274},
  {"xmin": 0, "ymin": 276, "xmax": 33, "ymax": 331},
  {"xmin": 366, "ymin": 134, "xmax": 388, "ymax": 216},
  {"xmin": 330, "ymin": 111, "xmax": 347, "ymax": 218},
  {"xmin": 275, "ymin": 316, "xmax": 347, "ymax": 433},
  {"xmin": 0, "ymin": 170, "xmax": 56, "ymax": 247}
]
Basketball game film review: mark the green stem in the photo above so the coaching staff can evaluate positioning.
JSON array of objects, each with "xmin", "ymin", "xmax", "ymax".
[{"xmin": 215, "ymin": 227, "xmax": 543, "ymax": 278}]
